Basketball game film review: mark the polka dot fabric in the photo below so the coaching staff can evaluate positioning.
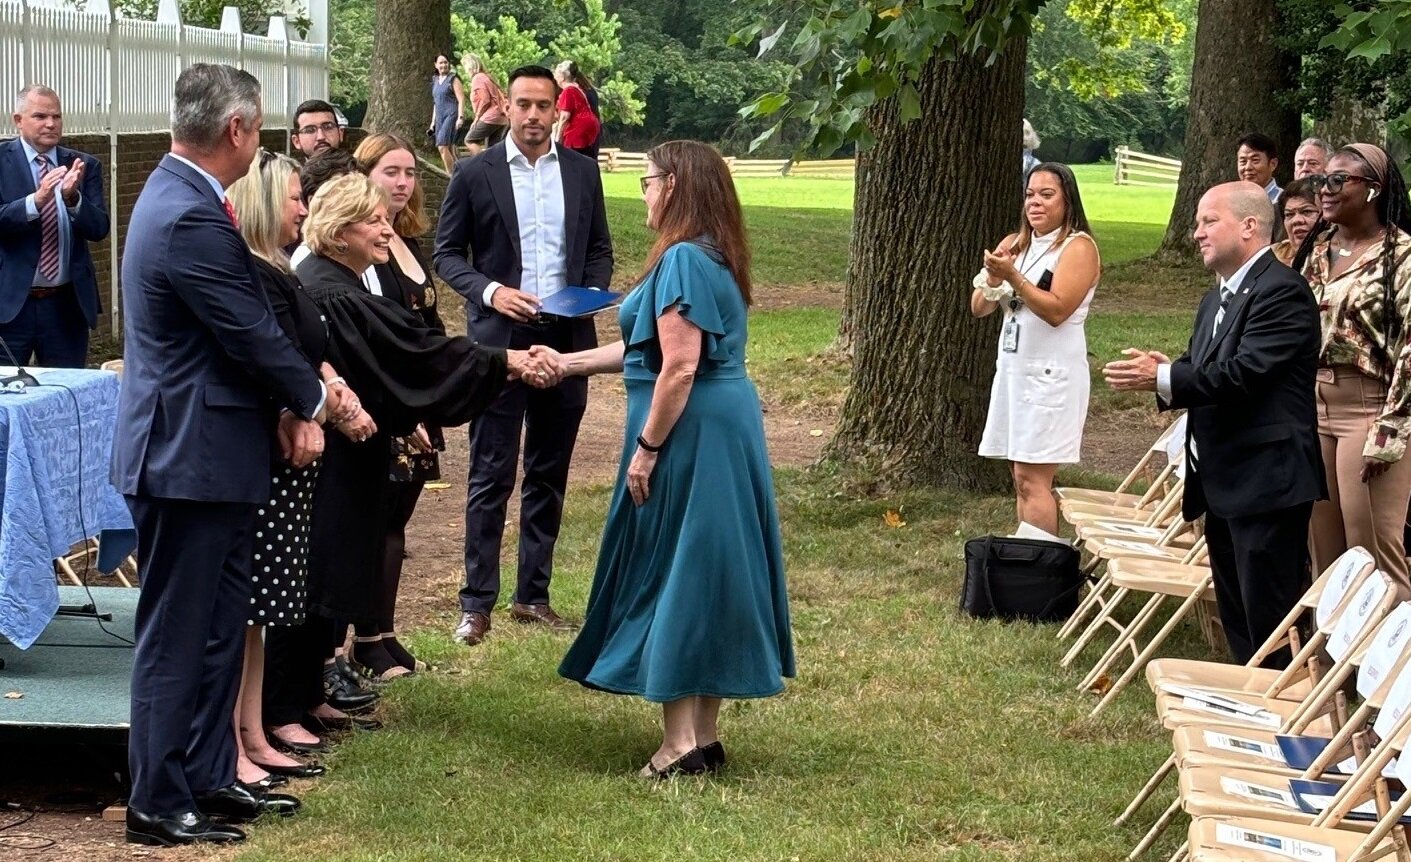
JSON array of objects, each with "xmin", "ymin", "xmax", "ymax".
[{"xmin": 249, "ymin": 463, "xmax": 320, "ymax": 626}]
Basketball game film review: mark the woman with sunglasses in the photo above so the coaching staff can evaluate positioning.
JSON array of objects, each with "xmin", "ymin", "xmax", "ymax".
[
  {"xmin": 1294, "ymin": 143, "xmax": 1411, "ymax": 591},
  {"xmin": 1273, "ymin": 178, "xmax": 1320, "ymax": 265}
]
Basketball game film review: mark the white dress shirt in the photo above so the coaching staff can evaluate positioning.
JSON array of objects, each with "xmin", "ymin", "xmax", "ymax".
[
  {"xmin": 1157, "ymin": 246, "xmax": 1271, "ymax": 402},
  {"xmin": 20, "ymin": 137, "xmax": 81, "ymax": 287},
  {"xmin": 483, "ymin": 136, "xmax": 568, "ymax": 307},
  {"xmin": 170, "ymin": 153, "xmax": 326, "ymax": 419}
]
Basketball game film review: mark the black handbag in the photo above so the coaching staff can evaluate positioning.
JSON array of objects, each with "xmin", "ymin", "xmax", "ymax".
[{"xmin": 960, "ymin": 535, "xmax": 1086, "ymax": 623}]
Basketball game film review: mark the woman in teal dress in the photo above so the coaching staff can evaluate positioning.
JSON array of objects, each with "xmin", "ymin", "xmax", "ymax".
[{"xmin": 552, "ymin": 140, "xmax": 795, "ymax": 778}]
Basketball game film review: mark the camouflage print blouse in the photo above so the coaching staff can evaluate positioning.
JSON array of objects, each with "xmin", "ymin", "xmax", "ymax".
[{"xmin": 1304, "ymin": 226, "xmax": 1411, "ymax": 462}]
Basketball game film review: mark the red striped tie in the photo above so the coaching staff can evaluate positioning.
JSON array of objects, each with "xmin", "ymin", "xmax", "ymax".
[
  {"xmin": 36, "ymin": 155, "xmax": 60, "ymax": 282},
  {"xmin": 222, "ymin": 197, "xmax": 240, "ymax": 229}
]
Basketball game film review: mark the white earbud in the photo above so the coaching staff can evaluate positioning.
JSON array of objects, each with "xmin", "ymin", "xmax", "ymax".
[{"xmin": 1368, "ymin": 187, "xmax": 1380, "ymax": 202}]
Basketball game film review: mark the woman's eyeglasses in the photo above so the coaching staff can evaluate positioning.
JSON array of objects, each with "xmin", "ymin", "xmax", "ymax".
[
  {"xmin": 639, "ymin": 173, "xmax": 670, "ymax": 194},
  {"xmin": 1311, "ymin": 172, "xmax": 1377, "ymax": 195}
]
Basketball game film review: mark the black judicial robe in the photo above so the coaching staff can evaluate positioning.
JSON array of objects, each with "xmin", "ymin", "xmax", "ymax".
[{"xmin": 295, "ymin": 252, "xmax": 507, "ymax": 622}]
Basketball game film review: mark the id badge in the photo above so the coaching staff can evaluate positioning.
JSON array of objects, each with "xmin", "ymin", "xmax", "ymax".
[{"xmin": 1001, "ymin": 317, "xmax": 1020, "ymax": 353}]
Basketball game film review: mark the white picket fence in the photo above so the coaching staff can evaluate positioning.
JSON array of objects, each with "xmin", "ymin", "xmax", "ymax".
[
  {"xmin": 1113, "ymin": 146, "xmax": 1181, "ymax": 188},
  {"xmin": 0, "ymin": 0, "xmax": 330, "ymax": 134}
]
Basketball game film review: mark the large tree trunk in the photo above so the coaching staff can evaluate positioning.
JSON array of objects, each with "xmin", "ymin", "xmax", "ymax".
[
  {"xmin": 365, "ymin": 0, "xmax": 451, "ymax": 144},
  {"xmin": 1158, "ymin": 0, "xmax": 1299, "ymax": 258},
  {"xmin": 1315, "ymin": 93, "xmax": 1386, "ymax": 148},
  {"xmin": 827, "ymin": 44, "xmax": 1026, "ymax": 492}
]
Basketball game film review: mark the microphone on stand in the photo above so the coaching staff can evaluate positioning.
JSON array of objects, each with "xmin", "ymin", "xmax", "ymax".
[{"xmin": 0, "ymin": 335, "xmax": 39, "ymax": 389}]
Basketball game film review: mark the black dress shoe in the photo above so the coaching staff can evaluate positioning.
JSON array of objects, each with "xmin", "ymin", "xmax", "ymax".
[
  {"xmin": 302, "ymin": 712, "xmax": 383, "ymax": 734},
  {"xmin": 641, "ymin": 747, "xmax": 708, "ymax": 779},
  {"xmin": 249, "ymin": 758, "xmax": 326, "ymax": 778},
  {"xmin": 246, "ymin": 774, "xmax": 290, "ymax": 789},
  {"xmin": 335, "ymin": 655, "xmax": 371, "ymax": 688},
  {"xmin": 323, "ymin": 663, "xmax": 380, "ymax": 712},
  {"xmin": 269, "ymin": 729, "xmax": 327, "ymax": 755},
  {"xmin": 195, "ymin": 784, "xmax": 301, "ymax": 822},
  {"xmin": 126, "ymin": 809, "xmax": 245, "ymax": 846},
  {"xmin": 699, "ymin": 741, "xmax": 727, "ymax": 773}
]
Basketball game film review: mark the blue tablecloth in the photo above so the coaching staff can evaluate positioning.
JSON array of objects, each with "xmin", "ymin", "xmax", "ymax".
[{"xmin": 0, "ymin": 368, "xmax": 135, "ymax": 649}]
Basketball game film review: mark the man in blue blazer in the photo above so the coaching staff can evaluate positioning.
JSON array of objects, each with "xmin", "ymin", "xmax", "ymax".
[
  {"xmin": 0, "ymin": 85, "xmax": 109, "ymax": 367},
  {"xmin": 112, "ymin": 64, "xmax": 334, "ymax": 847}
]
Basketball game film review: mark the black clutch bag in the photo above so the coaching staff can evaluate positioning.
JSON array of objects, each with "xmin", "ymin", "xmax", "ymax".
[{"xmin": 960, "ymin": 535, "xmax": 1085, "ymax": 623}]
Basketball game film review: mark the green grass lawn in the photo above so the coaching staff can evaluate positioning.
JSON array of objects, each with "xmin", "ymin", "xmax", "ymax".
[{"xmin": 235, "ymin": 166, "xmax": 1206, "ymax": 861}]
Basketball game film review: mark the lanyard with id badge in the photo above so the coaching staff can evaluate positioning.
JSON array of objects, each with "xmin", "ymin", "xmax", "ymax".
[{"xmin": 1001, "ymin": 241, "xmax": 1058, "ymax": 353}]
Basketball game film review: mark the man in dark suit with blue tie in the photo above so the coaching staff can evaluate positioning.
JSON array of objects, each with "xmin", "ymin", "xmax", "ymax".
[
  {"xmin": 435, "ymin": 65, "xmax": 613, "ymax": 646},
  {"xmin": 1105, "ymin": 181, "xmax": 1325, "ymax": 666},
  {"xmin": 0, "ymin": 85, "xmax": 109, "ymax": 367},
  {"xmin": 112, "ymin": 64, "xmax": 336, "ymax": 847}
]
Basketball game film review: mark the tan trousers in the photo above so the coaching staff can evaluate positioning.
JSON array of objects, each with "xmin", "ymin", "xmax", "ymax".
[{"xmin": 1309, "ymin": 367, "xmax": 1411, "ymax": 593}]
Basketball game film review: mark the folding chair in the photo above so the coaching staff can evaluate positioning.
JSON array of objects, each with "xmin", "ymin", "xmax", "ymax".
[
  {"xmin": 1056, "ymin": 414, "xmax": 1187, "ymax": 508},
  {"xmin": 1118, "ymin": 550, "xmax": 1379, "ymax": 831}
]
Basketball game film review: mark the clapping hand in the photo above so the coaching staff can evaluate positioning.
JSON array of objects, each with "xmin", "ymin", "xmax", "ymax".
[
  {"xmin": 60, "ymin": 158, "xmax": 84, "ymax": 206},
  {"xmin": 33, "ymin": 164, "xmax": 65, "ymax": 208},
  {"xmin": 1103, "ymin": 348, "xmax": 1169, "ymax": 392},
  {"xmin": 982, "ymin": 242, "xmax": 1018, "ymax": 284}
]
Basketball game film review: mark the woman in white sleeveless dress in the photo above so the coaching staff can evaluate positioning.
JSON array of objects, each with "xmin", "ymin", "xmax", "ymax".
[{"xmin": 971, "ymin": 163, "xmax": 1102, "ymax": 535}]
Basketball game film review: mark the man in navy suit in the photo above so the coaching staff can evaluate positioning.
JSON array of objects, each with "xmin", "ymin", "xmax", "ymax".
[
  {"xmin": 112, "ymin": 64, "xmax": 338, "ymax": 847},
  {"xmin": 434, "ymin": 65, "xmax": 613, "ymax": 647},
  {"xmin": 0, "ymin": 85, "xmax": 109, "ymax": 367}
]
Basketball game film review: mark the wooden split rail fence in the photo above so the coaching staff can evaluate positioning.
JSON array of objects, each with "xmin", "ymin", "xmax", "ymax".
[
  {"xmin": 597, "ymin": 148, "xmax": 855, "ymax": 178},
  {"xmin": 1113, "ymin": 146, "xmax": 1181, "ymax": 188}
]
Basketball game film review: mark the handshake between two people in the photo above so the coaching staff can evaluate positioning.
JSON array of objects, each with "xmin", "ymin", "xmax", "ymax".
[{"xmin": 506, "ymin": 344, "xmax": 570, "ymax": 389}]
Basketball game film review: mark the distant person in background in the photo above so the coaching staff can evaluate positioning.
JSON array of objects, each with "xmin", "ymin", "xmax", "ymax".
[
  {"xmin": 553, "ymin": 60, "xmax": 601, "ymax": 159},
  {"xmin": 1295, "ymin": 137, "xmax": 1333, "ymax": 180},
  {"xmin": 1237, "ymin": 132, "xmax": 1282, "ymax": 203},
  {"xmin": 291, "ymin": 99, "xmax": 344, "ymax": 160},
  {"xmin": 0, "ymin": 84, "xmax": 110, "ymax": 367},
  {"xmin": 971, "ymin": 163, "xmax": 1102, "ymax": 536},
  {"xmin": 1296, "ymin": 143, "xmax": 1411, "ymax": 593},
  {"xmin": 1272, "ymin": 178, "xmax": 1320, "ymax": 265},
  {"xmin": 1021, "ymin": 119, "xmax": 1041, "ymax": 177},
  {"xmin": 428, "ymin": 54, "xmax": 466, "ymax": 175},
  {"xmin": 461, "ymin": 54, "xmax": 508, "ymax": 156}
]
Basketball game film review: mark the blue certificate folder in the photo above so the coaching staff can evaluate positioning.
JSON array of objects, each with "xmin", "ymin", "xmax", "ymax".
[{"xmin": 539, "ymin": 286, "xmax": 624, "ymax": 319}]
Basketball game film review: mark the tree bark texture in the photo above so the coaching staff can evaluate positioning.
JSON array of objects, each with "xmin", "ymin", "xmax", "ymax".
[
  {"xmin": 1315, "ymin": 94, "xmax": 1386, "ymax": 149},
  {"xmin": 365, "ymin": 0, "xmax": 451, "ymax": 145},
  {"xmin": 1158, "ymin": 0, "xmax": 1299, "ymax": 258},
  {"xmin": 828, "ymin": 44, "xmax": 1026, "ymax": 492}
]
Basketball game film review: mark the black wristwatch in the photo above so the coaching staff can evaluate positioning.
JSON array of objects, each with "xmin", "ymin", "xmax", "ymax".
[{"xmin": 636, "ymin": 434, "xmax": 663, "ymax": 453}]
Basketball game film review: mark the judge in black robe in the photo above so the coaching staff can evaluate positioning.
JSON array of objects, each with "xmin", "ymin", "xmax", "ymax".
[{"xmin": 295, "ymin": 250, "xmax": 507, "ymax": 626}]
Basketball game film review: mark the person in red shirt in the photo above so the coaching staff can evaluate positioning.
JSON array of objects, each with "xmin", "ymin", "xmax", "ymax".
[{"xmin": 553, "ymin": 61, "xmax": 600, "ymax": 159}]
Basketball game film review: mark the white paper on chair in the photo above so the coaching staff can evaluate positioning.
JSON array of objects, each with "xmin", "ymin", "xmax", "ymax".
[
  {"xmin": 1204, "ymin": 731, "xmax": 1285, "ymax": 763},
  {"xmin": 1091, "ymin": 521, "xmax": 1162, "ymax": 537},
  {"xmin": 1105, "ymin": 540, "xmax": 1174, "ymax": 556},
  {"xmin": 1374, "ymin": 661, "xmax": 1411, "ymax": 739},
  {"xmin": 1316, "ymin": 548, "xmax": 1375, "ymax": 629},
  {"xmin": 1337, "ymin": 753, "xmax": 1398, "ymax": 779},
  {"xmin": 1219, "ymin": 776, "xmax": 1299, "ymax": 809},
  {"xmin": 1328, "ymin": 576, "xmax": 1391, "ymax": 663},
  {"xmin": 1163, "ymin": 415, "xmax": 1187, "ymax": 461},
  {"xmin": 1290, "ymin": 787, "xmax": 1381, "ymax": 817},
  {"xmin": 1160, "ymin": 686, "xmax": 1281, "ymax": 727},
  {"xmin": 1214, "ymin": 824, "xmax": 1334, "ymax": 862},
  {"xmin": 1357, "ymin": 603, "xmax": 1411, "ymax": 698},
  {"xmin": 1161, "ymin": 685, "xmax": 1264, "ymax": 716}
]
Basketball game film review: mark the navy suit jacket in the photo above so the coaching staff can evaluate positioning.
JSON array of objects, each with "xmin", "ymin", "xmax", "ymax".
[
  {"xmin": 433, "ymin": 142, "xmax": 613, "ymax": 351},
  {"xmin": 111, "ymin": 154, "xmax": 324, "ymax": 504},
  {"xmin": 0, "ymin": 137, "xmax": 109, "ymax": 326}
]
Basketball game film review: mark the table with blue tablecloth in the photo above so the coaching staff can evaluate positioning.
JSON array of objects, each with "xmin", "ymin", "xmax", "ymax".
[{"xmin": 0, "ymin": 368, "xmax": 135, "ymax": 650}]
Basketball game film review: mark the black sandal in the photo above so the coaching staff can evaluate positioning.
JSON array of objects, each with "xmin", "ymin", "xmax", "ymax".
[{"xmin": 641, "ymin": 748, "xmax": 707, "ymax": 780}]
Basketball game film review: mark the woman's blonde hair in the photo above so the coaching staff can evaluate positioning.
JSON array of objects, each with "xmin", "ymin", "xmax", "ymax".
[
  {"xmin": 461, "ymin": 53, "xmax": 482, "ymax": 76},
  {"xmin": 353, "ymin": 133, "xmax": 429, "ymax": 237},
  {"xmin": 227, "ymin": 148, "xmax": 301, "ymax": 271},
  {"xmin": 304, "ymin": 173, "xmax": 390, "ymax": 257}
]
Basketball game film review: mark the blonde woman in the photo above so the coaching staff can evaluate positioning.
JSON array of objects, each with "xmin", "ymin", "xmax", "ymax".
[
  {"xmin": 294, "ymin": 174, "xmax": 554, "ymax": 673},
  {"xmin": 226, "ymin": 149, "xmax": 373, "ymax": 780}
]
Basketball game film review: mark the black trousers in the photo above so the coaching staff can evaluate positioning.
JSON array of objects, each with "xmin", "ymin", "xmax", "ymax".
[
  {"xmin": 0, "ymin": 288, "xmax": 88, "ymax": 367},
  {"xmin": 355, "ymin": 481, "xmax": 423, "ymax": 635},
  {"xmin": 125, "ymin": 495, "xmax": 254, "ymax": 816},
  {"xmin": 1204, "ymin": 501, "xmax": 1314, "ymax": 667},
  {"xmin": 459, "ymin": 322, "xmax": 587, "ymax": 615},
  {"xmin": 263, "ymin": 614, "xmax": 336, "ymax": 726}
]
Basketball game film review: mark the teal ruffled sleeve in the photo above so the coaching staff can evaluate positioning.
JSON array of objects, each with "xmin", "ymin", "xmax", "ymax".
[{"xmin": 626, "ymin": 242, "xmax": 732, "ymax": 374}]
